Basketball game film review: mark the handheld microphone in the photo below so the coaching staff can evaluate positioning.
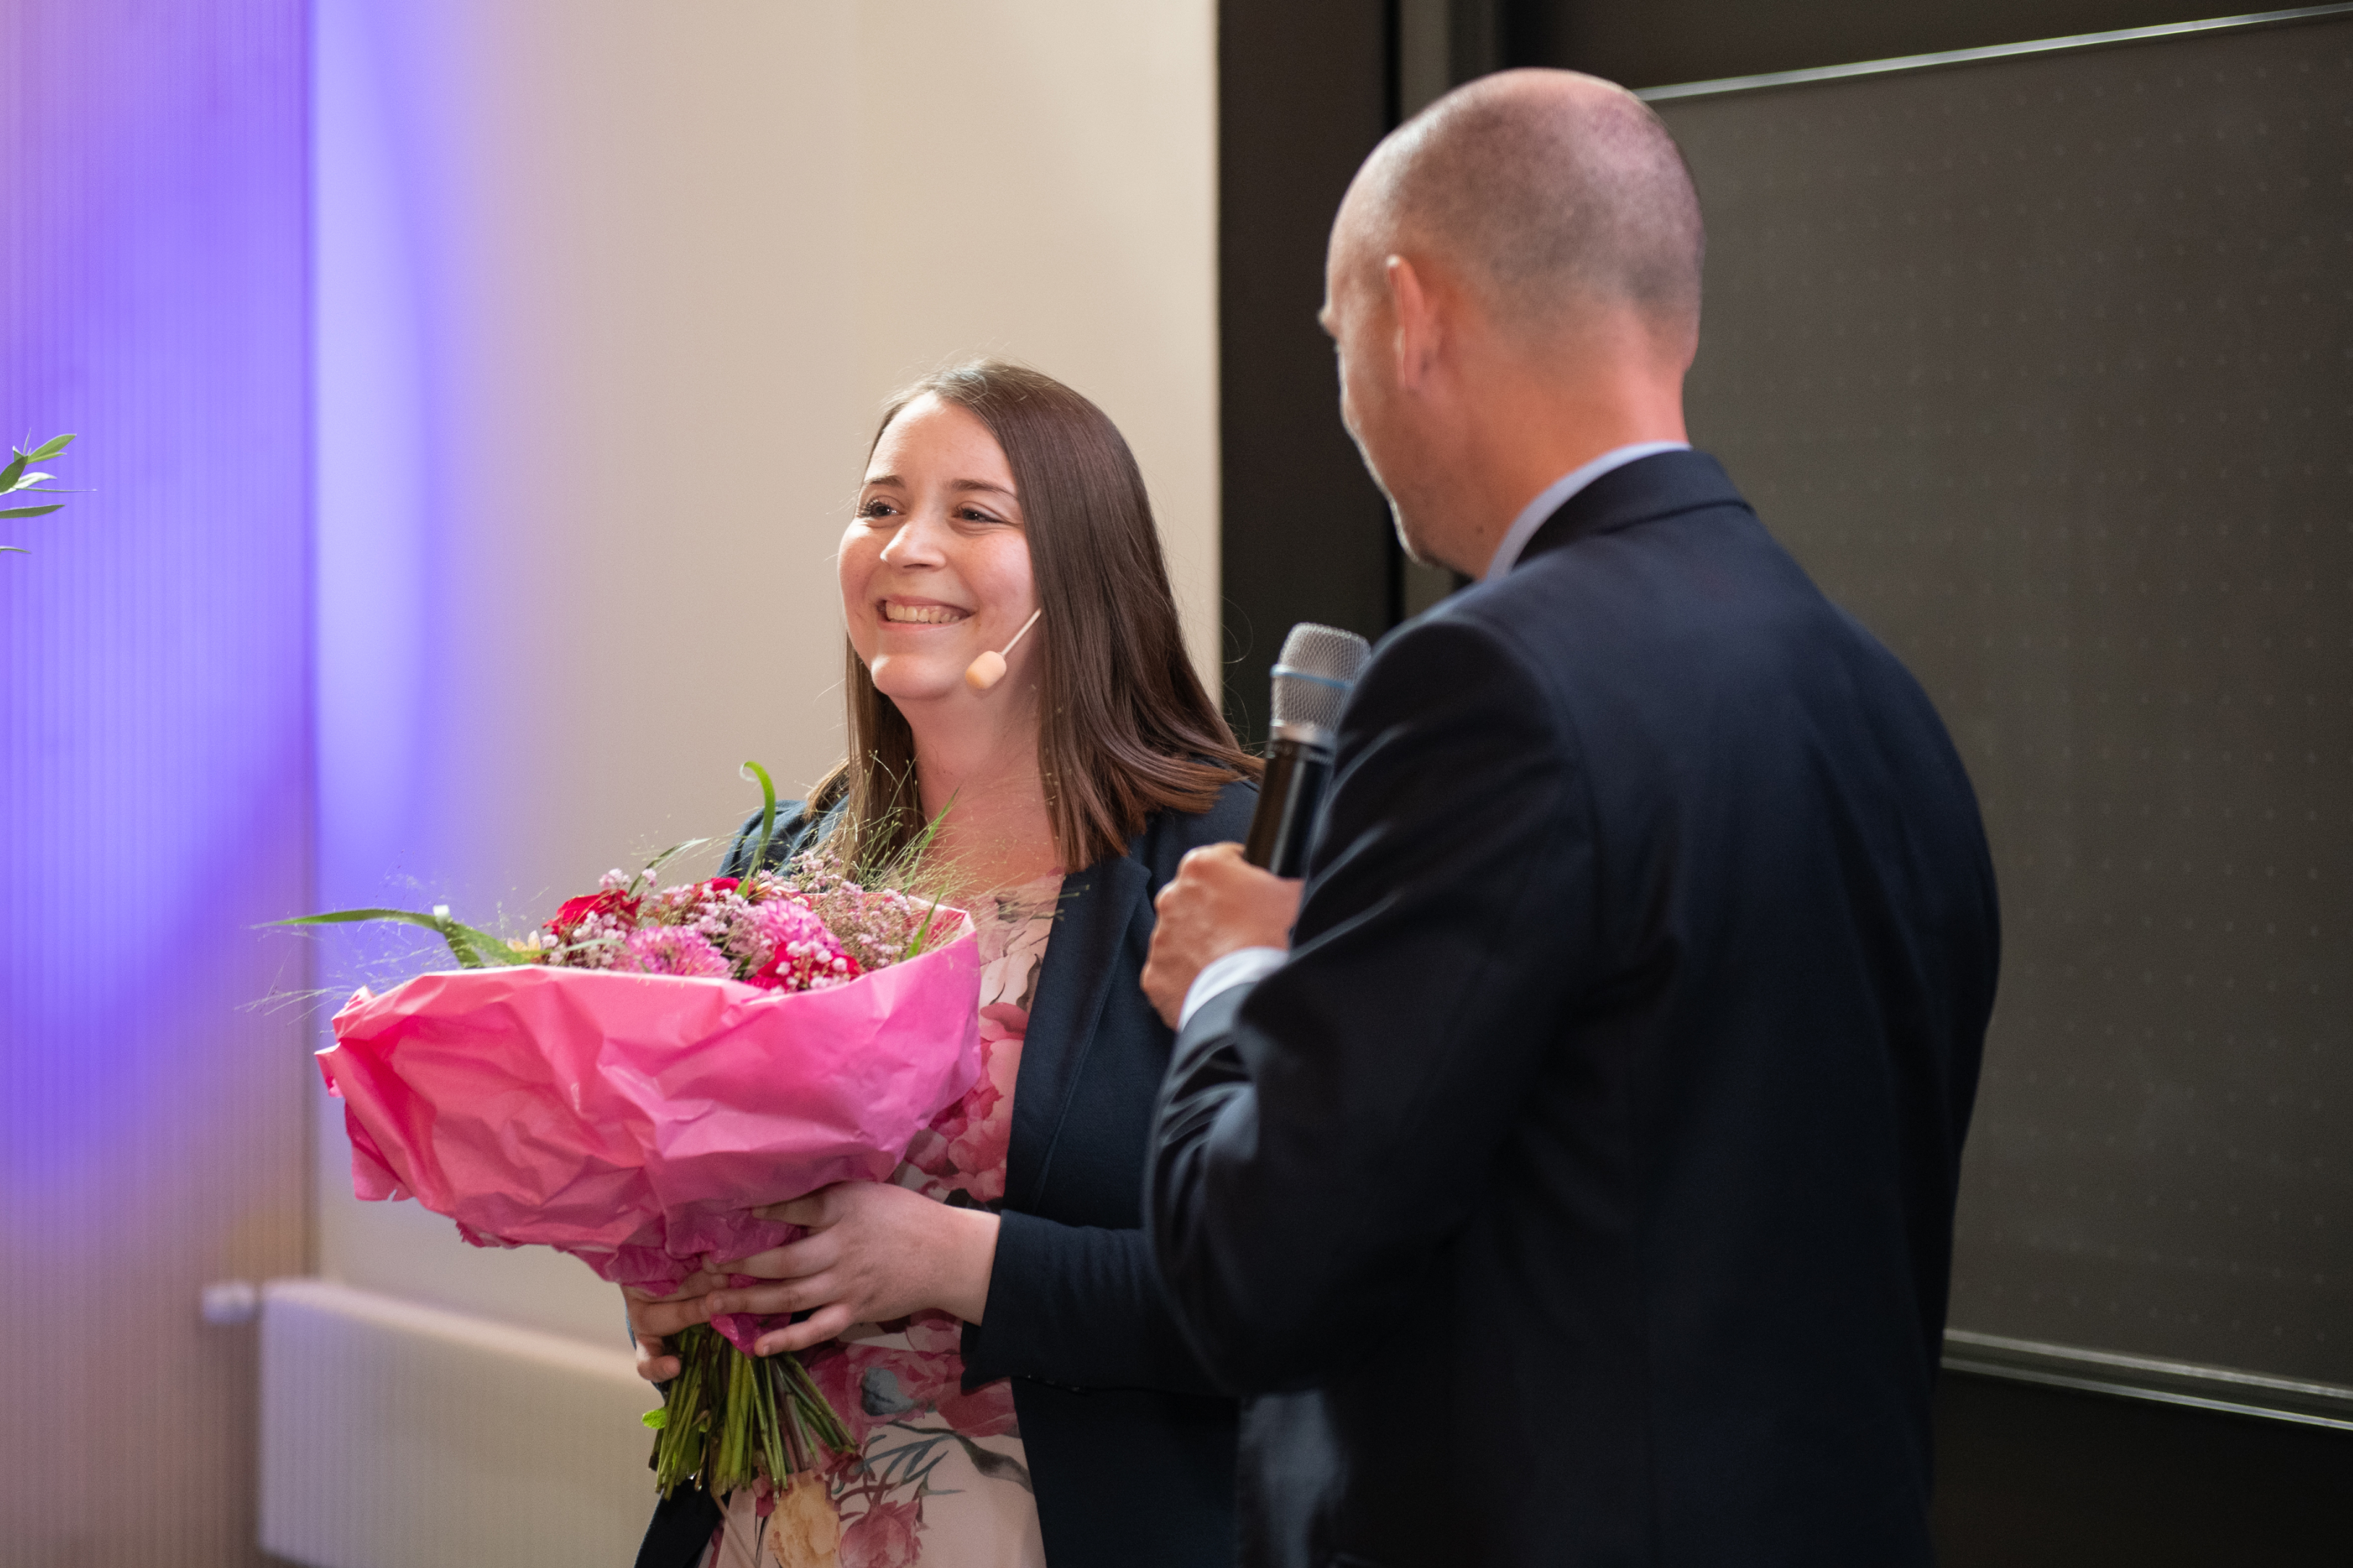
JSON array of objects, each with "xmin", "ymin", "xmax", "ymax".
[
  {"xmin": 1242, "ymin": 623, "xmax": 1372, "ymax": 876},
  {"xmin": 965, "ymin": 607, "xmax": 1044, "ymax": 691}
]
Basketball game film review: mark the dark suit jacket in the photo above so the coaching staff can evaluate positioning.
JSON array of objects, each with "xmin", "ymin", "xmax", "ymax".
[
  {"xmin": 641, "ymin": 782, "xmax": 1257, "ymax": 1568},
  {"xmin": 1148, "ymin": 451, "xmax": 2000, "ymax": 1567}
]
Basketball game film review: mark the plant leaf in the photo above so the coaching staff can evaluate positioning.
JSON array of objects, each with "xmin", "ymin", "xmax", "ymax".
[
  {"xmin": 0, "ymin": 453, "xmax": 25, "ymax": 491},
  {"xmin": 271, "ymin": 906, "xmax": 531, "ymax": 969},
  {"xmin": 0, "ymin": 545, "xmax": 26, "ymax": 555},
  {"xmin": 0, "ymin": 504, "xmax": 62, "ymax": 518},
  {"xmin": 742, "ymin": 760, "xmax": 779, "ymax": 876},
  {"xmin": 29, "ymin": 434, "xmax": 73, "ymax": 460},
  {"xmin": 8, "ymin": 473, "xmax": 54, "ymax": 491}
]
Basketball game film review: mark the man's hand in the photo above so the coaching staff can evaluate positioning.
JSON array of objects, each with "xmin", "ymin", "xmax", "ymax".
[{"xmin": 1141, "ymin": 842, "xmax": 1304, "ymax": 1028}]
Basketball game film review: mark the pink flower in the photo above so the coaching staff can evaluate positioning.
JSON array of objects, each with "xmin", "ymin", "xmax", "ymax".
[
  {"xmin": 934, "ymin": 1380, "xmax": 1018, "ymax": 1439},
  {"xmin": 614, "ymin": 925, "xmax": 730, "ymax": 978},
  {"xmin": 941, "ymin": 1029, "xmax": 1024, "ymax": 1201},
  {"xmin": 840, "ymin": 1498, "xmax": 922, "ymax": 1568},
  {"xmin": 805, "ymin": 1344, "xmax": 961, "ymax": 1446},
  {"xmin": 900, "ymin": 1312, "xmax": 962, "ymax": 1354},
  {"xmin": 747, "ymin": 896, "xmax": 866, "ymax": 992}
]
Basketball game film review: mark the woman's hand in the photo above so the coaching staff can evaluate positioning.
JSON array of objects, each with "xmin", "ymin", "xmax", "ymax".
[
  {"xmin": 707, "ymin": 1180, "xmax": 1001, "ymax": 1357},
  {"xmin": 623, "ymin": 1269, "xmax": 729, "ymax": 1383}
]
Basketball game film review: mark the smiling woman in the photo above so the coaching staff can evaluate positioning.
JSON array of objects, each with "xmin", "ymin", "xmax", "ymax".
[
  {"xmin": 826, "ymin": 361, "xmax": 1256, "ymax": 886},
  {"xmin": 629, "ymin": 360, "xmax": 1260, "ymax": 1568}
]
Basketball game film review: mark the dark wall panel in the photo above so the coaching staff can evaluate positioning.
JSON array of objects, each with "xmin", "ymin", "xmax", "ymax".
[
  {"xmin": 1655, "ymin": 13, "xmax": 2353, "ymax": 1382},
  {"xmin": 1218, "ymin": 0, "xmax": 1399, "ymax": 742}
]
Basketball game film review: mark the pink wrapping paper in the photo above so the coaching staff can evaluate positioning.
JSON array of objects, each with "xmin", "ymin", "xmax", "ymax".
[{"xmin": 318, "ymin": 920, "xmax": 980, "ymax": 1317}]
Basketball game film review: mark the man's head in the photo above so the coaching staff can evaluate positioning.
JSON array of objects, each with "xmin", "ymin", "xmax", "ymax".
[{"xmin": 1321, "ymin": 70, "xmax": 1706, "ymax": 574}]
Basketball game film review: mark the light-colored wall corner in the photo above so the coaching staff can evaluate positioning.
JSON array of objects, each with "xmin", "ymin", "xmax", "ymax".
[
  {"xmin": 313, "ymin": 0, "xmax": 1218, "ymax": 1339},
  {"xmin": 850, "ymin": 0, "xmax": 1223, "ymax": 697}
]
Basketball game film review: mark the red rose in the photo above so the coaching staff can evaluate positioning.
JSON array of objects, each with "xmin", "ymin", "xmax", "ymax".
[{"xmin": 546, "ymin": 888, "xmax": 637, "ymax": 937}]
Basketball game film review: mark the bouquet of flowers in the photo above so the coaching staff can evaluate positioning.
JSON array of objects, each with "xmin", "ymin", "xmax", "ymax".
[{"xmin": 293, "ymin": 767, "xmax": 981, "ymax": 1501}]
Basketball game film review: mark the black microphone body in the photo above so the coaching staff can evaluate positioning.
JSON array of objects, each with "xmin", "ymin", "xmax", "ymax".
[
  {"xmin": 1242, "ymin": 623, "xmax": 1372, "ymax": 877},
  {"xmin": 1242, "ymin": 734, "xmax": 1333, "ymax": 877}
]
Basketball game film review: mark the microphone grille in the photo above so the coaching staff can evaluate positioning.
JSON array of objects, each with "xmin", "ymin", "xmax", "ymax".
[{"xmin": 1269, "ymin": 622, "xmax": 1373, "ymax": 734}]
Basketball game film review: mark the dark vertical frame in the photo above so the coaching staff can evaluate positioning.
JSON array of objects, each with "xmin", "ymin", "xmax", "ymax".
[{"xmin": 1215, "ymin": 0, "xmax": 1396, "ymax": 744}]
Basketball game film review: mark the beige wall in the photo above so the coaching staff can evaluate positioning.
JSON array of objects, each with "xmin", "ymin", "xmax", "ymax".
[{"xmin": 313, "ymin": 0, "xmax": 1218, "ymax": 1342}]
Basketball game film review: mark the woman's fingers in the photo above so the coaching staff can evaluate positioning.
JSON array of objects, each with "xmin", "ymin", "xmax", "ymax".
[
  {"xmin": 756, "ymin": 1302, "xmax": 852, "ymax": 1357},
  {"xmin": 634, "ymin": 1334, "xmax": 679, "ymax": 1384},
  {"xmin": 753, "ymin": 1189, "xmax": 837, "ymax": 1228},
  {"xmin": 720, "ymin": 1229, "xmax": 837, "ymax": 1282},
  {"xmin": 630, "ymin": 1291, "xmax": 718, "ymax": 1339},
  {"xmin": 623, "ymin": 1270, "xmax": 727, "ymax": 1303},
  {"xmin": 703, "ymin": 1272, "xmax": 833, "ymax": 1319}
]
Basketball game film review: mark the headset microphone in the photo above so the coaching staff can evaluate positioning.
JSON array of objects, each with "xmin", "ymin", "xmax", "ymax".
[{"xmin": 965, "ymin": 607, "xmax": 1044, "ymax": 691}]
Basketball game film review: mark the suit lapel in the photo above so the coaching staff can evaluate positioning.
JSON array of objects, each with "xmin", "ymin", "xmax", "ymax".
[{"xmin": 1004, "ymin": 849, "xmax": 1149, "ymax": 1213}]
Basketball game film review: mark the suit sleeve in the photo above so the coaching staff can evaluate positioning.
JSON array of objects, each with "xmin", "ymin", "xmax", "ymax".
[
  {"xmin": 958, "ymin": 1214, "xmax": 1226, "ymax": 1396},
  {"xmin": 1147, "ymin": 614, "xmax": 1599, "ymax": 1393}
]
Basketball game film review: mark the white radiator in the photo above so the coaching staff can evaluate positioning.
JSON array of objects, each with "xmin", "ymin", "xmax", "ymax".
[{"xmin": 259, "ymin": 1277, "xmax": 665, "ymax": 1567}]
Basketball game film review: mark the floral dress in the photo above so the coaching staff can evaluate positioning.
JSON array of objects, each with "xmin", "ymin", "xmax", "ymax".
[{"xmin": 706, "ymin": 874, "xmax": 1063, "ymax": 1568}]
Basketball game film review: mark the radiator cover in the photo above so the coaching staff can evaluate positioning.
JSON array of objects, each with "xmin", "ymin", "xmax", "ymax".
[{"xmin": 259, "ymin": 1277, "xmax": 661, "ymax": 1566}]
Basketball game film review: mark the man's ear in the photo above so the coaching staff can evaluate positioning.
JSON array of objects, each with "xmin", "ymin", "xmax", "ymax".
[{"xmin": 1385, "ymin": 253, "xmax": 1439, "ymax": 392}]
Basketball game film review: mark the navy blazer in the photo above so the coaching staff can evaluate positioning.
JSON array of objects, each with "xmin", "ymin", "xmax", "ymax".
[
  {"xmin": 1149, "ymin": 452, "xmax": 2000, "ymax": 1567},
  {"xmin": 641, "ymin": 781, "xmax": 1256, "ymax": 1568}
]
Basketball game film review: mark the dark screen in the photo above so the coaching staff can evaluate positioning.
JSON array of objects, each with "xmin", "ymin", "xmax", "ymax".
[{"xmin": 1655, "ymin": 14, "xmax": 2353, "ymax": 1382}]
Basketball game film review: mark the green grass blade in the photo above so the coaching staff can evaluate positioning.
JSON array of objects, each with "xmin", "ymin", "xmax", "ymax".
[
  {"xmin": 271, "ymin": 906, "xmax": 530, "ymax": 969},
  {"xmin": 742, "ymin": 760, "xmax": 779, "ymax": 877}
]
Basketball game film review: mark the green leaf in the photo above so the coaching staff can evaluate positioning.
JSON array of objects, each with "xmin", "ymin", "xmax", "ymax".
[
  {"xmin": 0, "ymin": 504, "xmax": 62, "ymax": 518},
  {"xmin": 272, "ymin": 906, "xmax": 532, "ymax": 969},
  {"xmin": 641, "ymin": 1407, "xmax": 669, "ymax": 1430},
  {"xmin": 0, "ymin": 453, "xmax": 25, "ymax": 491},
  {"xmin": 0, "ymin": 545, "xmax": 26, "ymax": 555},
  {"xmin": 8, "ymin": 473, "xmax": 54, "ymax": 491},
  {"xmin": 742, "ymin": 761, "xmax": 779, "ymax": 876},
  {"xmin": 29, "ymin": 434, "xmax": 74, "ymax": 460}
]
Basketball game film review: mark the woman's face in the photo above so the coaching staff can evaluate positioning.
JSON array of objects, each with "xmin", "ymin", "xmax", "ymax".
[{"xmin": 840, "ymin": 393, "xmax": 1041, "ymax": 710}]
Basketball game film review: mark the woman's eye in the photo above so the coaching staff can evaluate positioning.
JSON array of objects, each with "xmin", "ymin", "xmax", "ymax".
[
  {"xmin": 856, "ymin": 499, "xmax": 898, "ymax": 521},
  {"xmin": 957, "ymin": 506, "xmax": 1003, "ymax": 525}
]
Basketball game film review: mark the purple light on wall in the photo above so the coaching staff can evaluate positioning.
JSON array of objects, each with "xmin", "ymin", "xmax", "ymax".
[{"xmin": 0, "ymin": 2, "xmax": 312, "ymax": 1553}]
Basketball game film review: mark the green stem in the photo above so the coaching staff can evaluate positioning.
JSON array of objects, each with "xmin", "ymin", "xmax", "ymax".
[{"xmin": 645, "ymin": 1324, "xmax": 854, "ymax": 1500}]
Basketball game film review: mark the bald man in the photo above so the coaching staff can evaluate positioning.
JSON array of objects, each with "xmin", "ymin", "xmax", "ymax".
[{"xmin": 1141, "ymin": 72, "xmax": 1997, "ymax": 1566}]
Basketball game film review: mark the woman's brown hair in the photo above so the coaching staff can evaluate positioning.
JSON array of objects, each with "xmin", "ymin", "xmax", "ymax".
[{"xmin": 815, "ymin": 360, "xmax": 1259, "ymax": 872}]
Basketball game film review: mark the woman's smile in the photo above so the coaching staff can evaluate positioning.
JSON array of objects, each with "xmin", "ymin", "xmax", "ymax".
[{"xmin": 879, "ymin": 598, "xmax": 972, "ymax": 627}]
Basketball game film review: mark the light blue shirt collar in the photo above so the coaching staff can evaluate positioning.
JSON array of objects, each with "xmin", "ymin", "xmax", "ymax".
[{"xmin": 1482, "ymin": 441, "xmax": 1690, "ymax": 581}]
